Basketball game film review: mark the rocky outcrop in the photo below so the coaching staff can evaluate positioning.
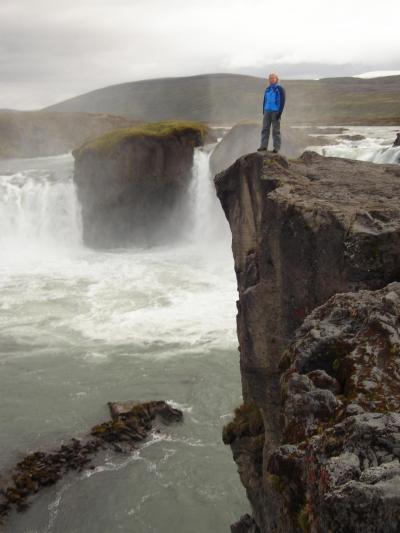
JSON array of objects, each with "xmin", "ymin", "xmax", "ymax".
[
  {"xmin": 0, "ymin": 401, "xmax": 182, "ymax": 522},
  {"xmin": 0, "ymin": 111, "xmax": 134, "ymax": 159},
  {"xmin": 73, "ymin": 121, "xmax": 210, "ymax": 248},
  {"xmin": 393, "ymin": 133, "xmax": 400, "ymax": 147},
  {"xmin": 215, "ymin": 151, "xmax": 400, "ymax": 532},
  {"xmin": 209, "ymin": 122, "xmax": 336, "ymax": 175}
]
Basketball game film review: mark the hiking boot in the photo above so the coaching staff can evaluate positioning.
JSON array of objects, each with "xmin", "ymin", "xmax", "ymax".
[
  {"xmin": 272, "ymin": 148, "xmax": 279, "ymax": 154},
  {"xmin": 257, "ymin": 146, "xmax": 267, "ymax": 152}
]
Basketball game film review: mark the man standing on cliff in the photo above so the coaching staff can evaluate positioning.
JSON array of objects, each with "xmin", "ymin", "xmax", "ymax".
[{"xmin": 258, "ymin": 73, "xmax": 286, "ymax": 153}]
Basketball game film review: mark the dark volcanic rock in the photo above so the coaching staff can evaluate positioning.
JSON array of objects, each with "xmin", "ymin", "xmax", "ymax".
[
  {"xmin": 215, "ymin": 150, "xmax": 400, "ymax": 532},
  {"xmin": 231, "ymin": 513, "xmax": 261, "ymax": 533},
  {"xmin": 275, "ymin": 283, "xmax": 400, "ymax": 532},
  {"xmin": 0, "ymin": 400, "xmax": 182, "ymax": 523},
  {"xmin": 393, "ymin": 133, "xmax": 400, "ymax": 147},
  {"xmin": 73, "ymin": 121, "xmax": 209, "ymax": 248},
  {"xmin": 339, "ymin": 134, "xmax": 365, "ymax": 141}
]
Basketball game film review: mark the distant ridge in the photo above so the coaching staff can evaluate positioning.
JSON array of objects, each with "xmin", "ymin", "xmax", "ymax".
[{"xmin": 44, "ymin": 73, "xmax": 400, "ymax": 125}]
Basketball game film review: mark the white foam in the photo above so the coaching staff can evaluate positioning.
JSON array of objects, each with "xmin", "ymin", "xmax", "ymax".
[{"xmin": 308, "ymin": 125, "xmax": 400, "ymax": 164}]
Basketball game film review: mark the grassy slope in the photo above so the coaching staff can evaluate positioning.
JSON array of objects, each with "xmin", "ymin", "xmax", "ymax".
[{"xmin": 44, "ymin": 73, "xmax": 400, "ymax": 125}]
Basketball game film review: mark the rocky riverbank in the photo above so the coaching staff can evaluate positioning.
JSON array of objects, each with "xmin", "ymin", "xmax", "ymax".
[
  {"xmin": 0, "ymin": 401, "xmax": 182, "ymax": 524},
  {"xmin": 215, "ymin": 150, "xmax": 400, "ymax": 532},
  {"xmin": 73, "ymin": 120, "xmax": 211, "ymax": 248}
]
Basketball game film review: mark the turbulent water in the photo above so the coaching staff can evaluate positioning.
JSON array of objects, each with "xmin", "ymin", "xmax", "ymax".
[
  {"xmin": 1, "ymin": 128, "xmax": 399, "ymax": 533},
  {"xmin": 306, "ymin": 125, "xmax": 400, "ymax": 164},
  {"xmin": 0, "ymin": 149, "xmax": 247, "ymax": 533}
]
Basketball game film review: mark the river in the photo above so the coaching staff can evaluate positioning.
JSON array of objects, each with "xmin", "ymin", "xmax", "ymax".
[{"xmin": 1, "ymin": 127, "xmax": 399, "ymax": 532}]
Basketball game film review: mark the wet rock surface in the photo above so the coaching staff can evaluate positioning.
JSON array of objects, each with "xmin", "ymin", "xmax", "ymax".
[
  {"xmin": 339, "ymin": 134, "xmax": 365, "ymax": 141},
  {"xmin": 0, "ymin": 401, "xmax": 182, "ymax": 523},
  {"xmin": 393, "ymin": 133, "xmax": 400, "ymax": 147},
  {"xmin": 215, "ymin": 151, "xmax": 400, "ymax": 532}
]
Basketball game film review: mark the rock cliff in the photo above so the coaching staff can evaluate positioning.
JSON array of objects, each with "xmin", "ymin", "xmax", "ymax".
[
  {"xmin": 215, "ymin": 151, "xmax": 400, "ymax": 532},
  {"xmin": 73, "ymin": 121, "xmax": 210, "ymax": 248}
]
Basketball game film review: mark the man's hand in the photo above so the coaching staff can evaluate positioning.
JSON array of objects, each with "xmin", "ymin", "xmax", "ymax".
[{"xmin": 277, "ymin": 112, "xmax": 282, "ymax": 120}]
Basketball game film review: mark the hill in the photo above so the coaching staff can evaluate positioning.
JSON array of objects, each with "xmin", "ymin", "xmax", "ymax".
[
  {"xmin": 44, "ymin": 73, "xmax": 400, "ymax": 125},
  {"xmin": 0, "ymin": 111, "xmax": 134, "ymax": 159}
]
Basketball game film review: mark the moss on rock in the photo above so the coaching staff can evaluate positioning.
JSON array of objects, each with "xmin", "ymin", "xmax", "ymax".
[
  {"xmin": 222, "ymin": 403, "xmax": 264, "ymax": 445},
  {"xmin": 73, "ymin": 120, "xmax": 210, "ymax": 159}
]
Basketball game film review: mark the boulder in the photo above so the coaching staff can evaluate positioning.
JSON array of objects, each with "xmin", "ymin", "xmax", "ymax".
[{"xmin": 393, "ymin": 133, "xmax": 400, "ymax": 147}]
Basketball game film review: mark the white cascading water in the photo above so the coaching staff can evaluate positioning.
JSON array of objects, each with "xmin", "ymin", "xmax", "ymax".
[
  {"xmin": 0, "ymin": 149, "xmax": 243, "ymax": 533},
  {"xmin": 0, "ymin": 159, "xmax": 82, "ymax": 260},
  {"xmin": 0, "ymin": 146, "xmax": 225, "ymax": 262},
  {"xmin": 188, "ymin": 145, "xmax": 229, "ymax": 247},
  {"xmin": 309, "ymin": 126, "xmax": 400, "ymax": 164}
]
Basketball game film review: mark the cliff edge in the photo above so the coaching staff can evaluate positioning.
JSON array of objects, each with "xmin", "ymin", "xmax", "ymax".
[{"xmin": 215, "ymin": 151, "xmax": 400, "ymax": 532}]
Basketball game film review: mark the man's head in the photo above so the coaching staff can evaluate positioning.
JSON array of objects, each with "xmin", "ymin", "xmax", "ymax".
[{"xmin": 268, "ymin": 73, "xmax": 279, "ymax": 85}]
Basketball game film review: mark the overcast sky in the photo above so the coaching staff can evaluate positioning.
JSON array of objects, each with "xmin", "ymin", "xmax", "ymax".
[{"xmin": 1, "ymin": 0, "xmax": 399, "ymax": 109}]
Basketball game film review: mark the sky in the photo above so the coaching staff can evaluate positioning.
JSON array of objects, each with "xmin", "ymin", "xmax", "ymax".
[{"xmin": 1, "ymin": 0, "xmax": 399, "ymax": 109}]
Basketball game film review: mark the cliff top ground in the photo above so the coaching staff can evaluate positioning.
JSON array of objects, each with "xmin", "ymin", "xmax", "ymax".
[{"xmin": 218, "ymin": 150, "xmax": 400, "ymax": 233}]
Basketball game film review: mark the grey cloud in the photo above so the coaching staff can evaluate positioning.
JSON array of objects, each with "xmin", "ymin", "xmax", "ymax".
[{"xmin": 1, "ymin": 0, "xmax": 399, "ymax": 109}]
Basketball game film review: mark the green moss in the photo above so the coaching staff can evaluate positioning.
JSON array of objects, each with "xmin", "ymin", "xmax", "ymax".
[
  {"xmin": 390, "ymin": 345, "xmax": 400, "ymax": 357},
  {"xmin": 73, "ymin": 120, "xmax": 209, "ymax": 158},
  {"xmin": 222, "ymin": 403, "xmax": 264, "ymax": 445},
  {"xmin": 268, "ymin": 473, "xmax": 286, "ymax": 494},
  {"xmin": 298, "ymin": 504, "xmax": 311, "ymax": 532},
  {"xmin": 332, "ymin": 358, "xmax": 340, "ymax": 371}
]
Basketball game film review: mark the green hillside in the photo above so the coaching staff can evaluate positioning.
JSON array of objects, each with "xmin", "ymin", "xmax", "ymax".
[{"xmin": 44, "ymin": 73, "xmax": 400, "ymax": 125}]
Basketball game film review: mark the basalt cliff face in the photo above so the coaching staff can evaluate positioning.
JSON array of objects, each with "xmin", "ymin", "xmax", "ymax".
[
  {"xmin": 215, "ymin": 151, "xmax": 400, "ymax": 532},
  {"xmin": 73, "ymin": 121, "xmax": 209, "ymax": 248}
]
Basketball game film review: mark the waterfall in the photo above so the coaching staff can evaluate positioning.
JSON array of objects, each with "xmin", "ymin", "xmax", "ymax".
[
  {"xmin": 188, "ymin": 145, "xmax": 229, "ymax": 247},
  {"xmin": 310, "ymin": 127, "xmax": 400, "ymax": 165},
  {"xmin": 365, "ymin": 146, "xmax": 400, "ymax": 164},
  {"xmin": 0, "ymin": 159, "xmax": 82, "ymax": 258}
]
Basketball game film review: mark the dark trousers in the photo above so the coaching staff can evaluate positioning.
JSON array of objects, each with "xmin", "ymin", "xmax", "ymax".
[{"xmin": 261, "ymin": 111, "xmax": 281, "ymax": 150}]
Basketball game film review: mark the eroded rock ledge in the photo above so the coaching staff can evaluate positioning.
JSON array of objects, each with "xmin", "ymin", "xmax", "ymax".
[{"xmin": 215, "ymin": 151, "xmax": 400, "ymax": 532}]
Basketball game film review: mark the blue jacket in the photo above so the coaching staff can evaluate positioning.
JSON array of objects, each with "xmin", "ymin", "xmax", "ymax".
[{"xmin": 263, "ymin": 84, "xmax": 286, "ymax": 114}]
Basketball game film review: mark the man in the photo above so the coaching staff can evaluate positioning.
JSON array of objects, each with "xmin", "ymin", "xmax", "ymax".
[{"xmin": 258, "ymin": 73, "xmax": 286, "ymax": 153}]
